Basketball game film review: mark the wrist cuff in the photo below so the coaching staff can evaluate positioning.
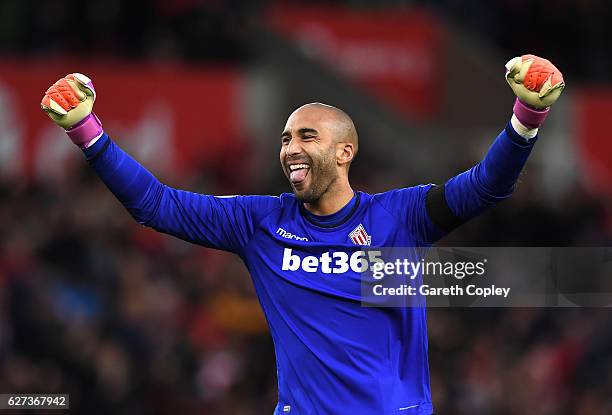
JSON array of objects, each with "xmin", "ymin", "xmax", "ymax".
[
  {"xmin": 66, "ymin": 113, "xmax": 103, "ymax": 148},
  {"xmin": 510, "ymin": 114, "xmax": 538, "ymax": 140},
  {"xmin": 513, "ymin": 98, "xmax": 549, "ymax": 129}
]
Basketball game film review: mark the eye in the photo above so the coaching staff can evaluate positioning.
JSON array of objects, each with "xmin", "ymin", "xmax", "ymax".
[{"xmin": 281, "ymin": 136, "xmax": 290, "ymax": 145}]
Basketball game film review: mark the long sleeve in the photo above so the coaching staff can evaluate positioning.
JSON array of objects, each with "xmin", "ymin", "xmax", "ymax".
[
  {"xmin": 443, "ymin": 122, "xmax": 536, "ymax": 222},
  {"xmin": 83, "ymin": 133, "xmax": 278, "ymax": 253},
  {"xmin": 354, "ymin": 122, "xmax": 539, "ymax": 245}
]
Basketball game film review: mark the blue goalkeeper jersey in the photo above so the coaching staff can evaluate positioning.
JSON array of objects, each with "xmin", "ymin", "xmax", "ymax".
[
  {"xmin": 83, "ymin": 123, "xmax": 536, "ymax": 415},
  {"xmin": 228, "ymin": 188, "xmax": 440, "ymax": 415},
  {"xmin": 148, "ymin": 188, "xmax": 440, "ymax": 415}
]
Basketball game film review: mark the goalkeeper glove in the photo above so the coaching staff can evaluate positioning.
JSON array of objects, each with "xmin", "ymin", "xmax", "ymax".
[
  {"xmin": 40, "ymin": 73, "xmax": 103, "ymax": 148},
  {"xmin": 505, "ymin": 54, "xmax": 565, "ymax": 131}
]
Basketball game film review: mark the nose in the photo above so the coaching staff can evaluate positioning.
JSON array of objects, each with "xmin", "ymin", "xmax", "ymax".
[{"xmin": 286, "ymin": 137, "xmax": 303, "ymax": 157}]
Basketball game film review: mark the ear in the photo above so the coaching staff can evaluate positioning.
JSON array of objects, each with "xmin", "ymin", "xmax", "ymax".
[{"xmin": 336, "ymin": 142, "xmax": 355, "ymax": 166}]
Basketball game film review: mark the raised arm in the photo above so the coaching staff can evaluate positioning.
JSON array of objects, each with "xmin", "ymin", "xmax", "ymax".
[
  {"xmin": 426, "ymin": 54, "xmax": 565, "ymax": 235},
  {"xmin": 40, "ymin": 73, "xmax": 277, "ymax": 253}
]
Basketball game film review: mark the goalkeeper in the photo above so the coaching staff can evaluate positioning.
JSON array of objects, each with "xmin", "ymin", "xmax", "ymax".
[{"xmin": 41, "ymin": 55, "xmax": 563, "ymax": 415}]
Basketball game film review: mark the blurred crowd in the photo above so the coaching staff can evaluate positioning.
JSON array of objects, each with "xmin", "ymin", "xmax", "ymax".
[
  {"xmin": 0, "ymin": 0, "xmax": 260, "ymax": 62},
  {"xmin": 1, "ymin": 0, "xmax": 611, "ymax": 82},
  {"xmin": 431, "ymin": 0, "xmax": 612, "ymax": 83},
  {"xmin": 0, "ymin": 171, "xmax": 276, "ymax": 415},
  {"xmin": 429, "ymin": 308, "xmax": 612, "ymax": 415}
]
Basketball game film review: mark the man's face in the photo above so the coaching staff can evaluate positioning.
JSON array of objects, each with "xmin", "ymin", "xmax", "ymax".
[{"xmin": 280, "ymin": 108, "xmax": 339, "ymax": 203}]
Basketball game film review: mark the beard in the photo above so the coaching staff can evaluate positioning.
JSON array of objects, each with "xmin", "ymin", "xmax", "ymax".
[
  {"xmin": 294, "ymin": 178, "xmax": 335, "ymax": 203},
  {"xmin": 291, "ymin": 150, "xmax": 338, "ymax": 204}
]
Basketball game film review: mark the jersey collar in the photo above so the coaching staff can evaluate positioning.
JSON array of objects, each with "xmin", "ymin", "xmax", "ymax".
[{"xmin": 300, "ymin": 192, "xmax": 361, "ymax": 228}]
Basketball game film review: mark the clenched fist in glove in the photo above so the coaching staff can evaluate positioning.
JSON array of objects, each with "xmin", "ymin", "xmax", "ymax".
[
  {"xmin": 41, "ymin": 73, "xmax": 103, "ymax": 148},
  {"xmin": 505, "ymin": 54, "xmax": 565, "ymax": 134}
]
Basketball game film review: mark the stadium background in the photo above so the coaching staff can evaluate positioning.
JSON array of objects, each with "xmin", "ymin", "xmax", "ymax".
[{"xmin": 1, "ymin": 1, "xmax": 611, "ymax": 414}]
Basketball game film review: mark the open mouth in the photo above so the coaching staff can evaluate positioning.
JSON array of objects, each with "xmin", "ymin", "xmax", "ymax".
[{"xmin": 288, "ymin": 163, "xmax": 310, "ymax": 185}]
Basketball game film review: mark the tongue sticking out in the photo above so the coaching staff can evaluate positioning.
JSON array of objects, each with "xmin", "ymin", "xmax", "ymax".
[{"xmin": 290, "ymin": 168, "xmax": 309, "ymax": 184}]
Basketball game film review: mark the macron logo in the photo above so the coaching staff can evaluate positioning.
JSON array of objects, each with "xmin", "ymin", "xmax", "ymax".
[{"xmin": 276, "ymin": 227, "xmax": 309, "ymax": 242}]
